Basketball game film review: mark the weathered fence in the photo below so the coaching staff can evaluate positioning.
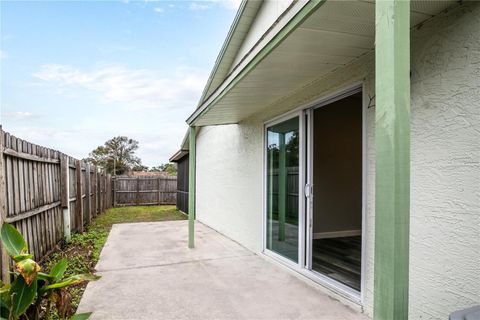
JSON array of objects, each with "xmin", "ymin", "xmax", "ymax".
[
  {"xmin": 268, "ymin": 167, "xmax": 299, "ymax": 219},
  {"xmin": 113, "ymin": 176, "xmax": 176, "ymax": 206},
  {"xmin": 0, "ymin": 128, "xmax": 113, "ymax": 282}
]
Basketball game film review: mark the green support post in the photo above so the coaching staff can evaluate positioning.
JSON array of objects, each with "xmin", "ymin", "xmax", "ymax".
[
  {"xmin": 374, "ymin": 0, "xmax": 411, "ymax": 319},
  {"xmin": 278, "ymin": 133, "xmax": 286, "ymax": 241},
  {"xmin": 188, "ymin": 126, "xmax": 196, "ymax": 249}
]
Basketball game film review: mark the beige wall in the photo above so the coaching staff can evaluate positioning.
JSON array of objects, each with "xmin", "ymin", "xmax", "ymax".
[{"xmin": 196, "ymin": 3, "xmax": 480, "ymax": 319}]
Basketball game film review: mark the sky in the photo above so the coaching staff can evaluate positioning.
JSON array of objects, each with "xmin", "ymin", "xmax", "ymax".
[{"xmin": 0, "ymin": 0, "xmax": 239, "ymax": 167}]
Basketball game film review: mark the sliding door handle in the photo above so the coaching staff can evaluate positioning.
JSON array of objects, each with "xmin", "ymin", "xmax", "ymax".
[{"xmin": 304, "ymin": 184, "xmax": 313, "ymax": 199}]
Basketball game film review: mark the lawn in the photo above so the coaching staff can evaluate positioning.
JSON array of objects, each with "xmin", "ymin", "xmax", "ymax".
[
  {"xmin": 89, "ymin": 205, "xmax": 187, "ymax": 232},
  {"xmin": 41, "ymin": 205, "xmax": 186, "ymax": 319}
]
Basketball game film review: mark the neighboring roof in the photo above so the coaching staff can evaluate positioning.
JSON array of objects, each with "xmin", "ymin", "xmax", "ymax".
[
  {"xmin": 180, "ymin": 130, "xmax": 189, "ymax": 150},
  {"xmin": 169, "ymin": 149, "xmax": 189, "ymax": 162},
  {"xmin": 130, "ymin": 171, "xmax": 169, "ymax": 177},
  {"xmin": 197, "ymin": 0, "xmax": 262, "ymax": 105},
  {"xmin": 169, "ymin": 129, "xmax": 190, "ymax": 162}
]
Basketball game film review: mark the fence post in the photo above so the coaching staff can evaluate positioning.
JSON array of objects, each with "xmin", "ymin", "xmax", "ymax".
[
  {"xmin": 93, "ymin": 167, "xmax": 97, "ymax": 217},
  {"xmin": 0, "ymin": 127, "xmax": 11, "ymax": 283},
  {"xmin": 103, "ymin": 173, "xmax": 107, "ymax": 211},
  {"xmin": 100, "ymin": 171, "xmax": 105, "ymax": 212},
  {"xmin": 97, "ymin": 171, "xmax": 101, "ymax": 214},
  {"xmin": 60, "ymin": 156, "xmax": 71, "ymax": 241},
  {"xmin": 107, "ymin": 174, "xmax": 112, "ymax": 208},
  {"xmin": 157, "ymin": 177, "xmax": 161, "ymax": 205},
  {"xmin": 75, "ymin": 160, "xmax": 84, "ymax": 233},
  {"xmin": 136, "ymin": 177, "xmax": 140, "ymax": 205},
  {"xmin": 98, "ymin": 170, "xmax": 101, "ymax": 213},
  {"xmin": 85, "ymin": 164, "xmax": 91, "ymax": 223},
  {"xmin": 113, "ymin": 176, "xmax": 117, "ymax": 207}
]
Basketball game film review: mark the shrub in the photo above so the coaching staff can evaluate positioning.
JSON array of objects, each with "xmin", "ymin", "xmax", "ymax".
[{"xmin": 0, "ymin": 224, "xmax": 99, "ymax": 320}]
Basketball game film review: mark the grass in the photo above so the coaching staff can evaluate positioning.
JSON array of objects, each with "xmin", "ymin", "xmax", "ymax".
[{"xmin": 41, "ymin": 205, "xmax": 186, "ymax": 319}]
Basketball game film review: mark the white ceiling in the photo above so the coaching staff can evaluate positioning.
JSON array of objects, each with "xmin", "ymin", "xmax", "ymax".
[{"xmin": 194, "ymin": 0, "xmax": 458, "ymax": 126}]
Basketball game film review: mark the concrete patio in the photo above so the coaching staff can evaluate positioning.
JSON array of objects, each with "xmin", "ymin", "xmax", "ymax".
[{"xmin": 77, "ymin": 220, "xmax": 367, "ymax": 319}]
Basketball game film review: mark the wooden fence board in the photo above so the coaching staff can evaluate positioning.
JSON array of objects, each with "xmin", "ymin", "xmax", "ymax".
[
  {"xmin": 113, "ymin": 176, "xmax": 176, "ymax": 206},
  {"xmin": 0, "ymin": 128, "xmax": 113, "ymax": 282},
  {"xmin": 76, "ymin": 160, "xmax": 84, "ymax": 233},
  {"xmin": 0, "ymin": 127, "xmax": 10, "ymax": 281}
]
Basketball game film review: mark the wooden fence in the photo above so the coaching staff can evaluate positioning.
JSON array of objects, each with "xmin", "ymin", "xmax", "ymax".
[
  {"xmin": 0, "ymin": 128, "xmax": 113, "ymax": 282},
  {"xmin": 268, "ymin": 167, "xmax": 299, "ymax": 219},
  {"xmin": 113, "ymin": 176, "xmax": 176, "ymax": 206}
]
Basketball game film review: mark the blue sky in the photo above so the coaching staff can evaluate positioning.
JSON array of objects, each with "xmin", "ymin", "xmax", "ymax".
[{"xmin": 0, "ymin": 0, "xmax": 238, "ymax": 166}]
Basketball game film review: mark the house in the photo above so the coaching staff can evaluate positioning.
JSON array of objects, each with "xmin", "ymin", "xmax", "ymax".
[{"xmin": 171, "ymin": 1, "xmax": 479, "ymax": 319}]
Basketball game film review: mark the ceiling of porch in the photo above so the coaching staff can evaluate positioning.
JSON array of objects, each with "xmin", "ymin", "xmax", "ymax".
[{"xmin": 192, "ymin": 0, "xmax": 458, "ymax": 126}]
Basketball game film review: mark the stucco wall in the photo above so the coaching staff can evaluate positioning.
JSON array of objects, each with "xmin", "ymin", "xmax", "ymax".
[
  {"xmin": 408, "ymin": 3, "xmax": 480, "ymax": 318},
  {"xmin": 196, "ymin": 123, "xmax": 264, "ymax": 252},
  {"xmin": 196, "ymin": 2, "xmax": 479, "ymax": 319}
]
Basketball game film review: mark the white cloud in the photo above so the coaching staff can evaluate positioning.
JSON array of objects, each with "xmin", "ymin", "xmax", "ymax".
[
  {"xmin": 2, "ymin": 125, "xmax": 103, "ymax": 161},
  {"xmin": 188, "ymin": 0, "xmax": 241, "ymax": 11},
  {"xmin": 0, "ymin": 50, "xmax": 7, "ymax": 59},
  {"xmin": 2, "ymin": 111, "xmax": 38, "ymax": 120},
  {"xmin": 153, "ymin": 7, "xmax": 164, "ymax": 13},
  {"xmin": 222, "ymin": 0, "xmax": 242, "ymax": 10},
  {"xmin": 33, "ymin": 64, "xmax": 208, "ymax": 109},
  {"xmin": 189, "ymin": 2, "xmax": 210, "ymax": 10},
  {"xmin": 26, "ymin": 63, "xmax": 207, "ymax": 164},
  {"xmin": 206, "ymin": 0, "xmax": 241, "ymax": 10},
  {"xmin": 4, "ymin": 123, "xmax": 187, "ymax": 167}
]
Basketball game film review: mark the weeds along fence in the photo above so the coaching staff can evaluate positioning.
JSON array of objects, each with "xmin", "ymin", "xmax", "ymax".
[
  {"xmin": 113, "ymin": 176, "xmax": 176, "ymax": 206},
  {"xmin": 0, "ymin": 128, "xmax": 113, "ymax": 282}
]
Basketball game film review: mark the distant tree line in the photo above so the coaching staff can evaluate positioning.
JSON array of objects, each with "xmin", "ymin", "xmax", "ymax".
[{"xmin": 84, "ymin": 136, "xmax": 177, "ymax": 176}]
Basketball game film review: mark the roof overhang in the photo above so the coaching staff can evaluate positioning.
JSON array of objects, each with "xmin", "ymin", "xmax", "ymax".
[
  {"xmin": 169, "ymin": 129, "xmax": 190, "ymax": 162},
  {"xmin": 187, "ymin": 0, "xmax": 459, "ymax": 127},
  {"xmin": 197, "ymin": 0, "xmax": 263, "ymax": 105},
  {"xmin": 169, "ymin": 149, "xmax": 189, "ymax": 162}
]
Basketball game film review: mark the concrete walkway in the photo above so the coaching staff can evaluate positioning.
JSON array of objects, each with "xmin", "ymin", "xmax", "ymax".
[{"xmin": 78, "ymin": 221, "xmax": 367, "ymax": 320}]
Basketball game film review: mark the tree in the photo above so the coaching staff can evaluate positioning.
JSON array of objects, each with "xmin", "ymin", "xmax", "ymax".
[
  {"xmin": 149, "ymin": 163, "xmax": 177, "ymax": 176},
  {"xmin": 85, "ymin": 136, "xmax": 143, "ymax": 175},
  {"xmin": 267, "ymin": 131, "xmax": 299, "ymax": 169}
]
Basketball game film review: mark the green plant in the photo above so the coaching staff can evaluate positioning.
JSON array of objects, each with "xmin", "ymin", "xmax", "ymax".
[{"xmin": 0, "ymin": 224, "xmax": 99, "ymax": 320}]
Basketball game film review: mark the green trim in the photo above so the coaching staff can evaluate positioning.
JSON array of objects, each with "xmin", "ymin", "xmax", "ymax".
[
  {"xmin": 198, "ymin": 0, "xmax": 249, "ymax": 104},
  {"xmin": 188, "ymin": 126, "xmax": 196, "ymax": 249},
  {"xmin": 374, "ymin": 1, "xmax": 411, "ymax": 319},
  {"xmin": 187, "ymin": 0, "xmax": 326, "ymax": 125}
]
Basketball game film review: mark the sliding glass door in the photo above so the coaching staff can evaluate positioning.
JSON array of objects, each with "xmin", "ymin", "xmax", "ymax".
[
  {"xmin": 266, "ymin": 116, "xmax": 300, "ymax": 263},
  {"xmin": 264, "ymin": 88, "xmax": 364, "ymax": 297}
]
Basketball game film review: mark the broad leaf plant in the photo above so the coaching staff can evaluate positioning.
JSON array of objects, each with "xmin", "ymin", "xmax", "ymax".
[{"xmin": 0, "ymin": 224, "xmax": 99, "ymax": 320}]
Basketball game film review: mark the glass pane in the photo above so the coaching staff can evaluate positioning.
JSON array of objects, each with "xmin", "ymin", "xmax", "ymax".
[{"xmin": 266, "ymin": 116, "xmax": 299, "ymax": 262}]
